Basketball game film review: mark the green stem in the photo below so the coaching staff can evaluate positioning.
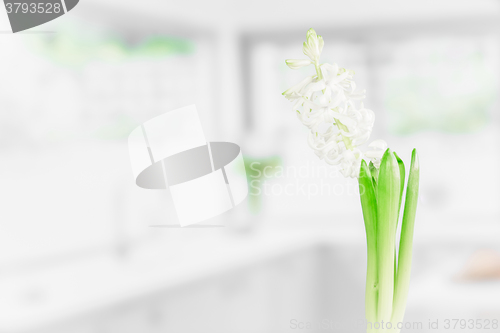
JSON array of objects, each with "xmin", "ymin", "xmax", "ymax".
[
  {"xmin": 359, "ymin": 161, "xmax": 378, "ymax": 332},
  {"xmin": 392, "ymin": 149, "xmax": 420, "ymax": 332},
  {"xmin": 314, "ymin": 61, "xmax": 323, "ymax": 80},
  {"xmin": 376, "ymin": 150, "xmax": 400, "ymax": 328}
]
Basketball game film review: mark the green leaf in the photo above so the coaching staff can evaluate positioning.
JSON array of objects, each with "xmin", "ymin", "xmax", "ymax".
[
  {"xmin": 393, "ymin": 152, "xmax": 406, "ymax": 214},
  {"xmin": 369, "ymin": 161, "xmax": 379, "ymax": 185},
  {"xmin": 375, "ymin": 149, "xmax": 400, "ymax": 323},
  {"xmin": 359, "ymin": 160, "xmax": 378, "ymax": 323},
  {"xmin": 359, "ymin": 160, "xmax": 377, "ymax": 244},
  {"xmin": 393, "ymin": 152, "xmax": 405, "ymax": 294},
  {"xmin": 392, "ymin": 151, "xmax": 406, "ymax": 282},
  {"xmin": 394, "ymin": 247, "xmax": 397, "ymax": 297},
  {"xmin": 392, "ymin": 149, "xmax": 420, "ymax": 325}
]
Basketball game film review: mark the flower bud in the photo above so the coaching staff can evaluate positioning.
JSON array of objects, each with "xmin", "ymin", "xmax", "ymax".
[
  {"xmin": 303, "ymin": 28, "xmax": 323, "ymax": 62},
  {"xmin": 285, "ymin": 59, "xmax": 312, "ymax": 70}
]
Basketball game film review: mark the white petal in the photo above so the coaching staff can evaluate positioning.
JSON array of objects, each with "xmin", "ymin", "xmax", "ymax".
[
  {"xmin": 364, "ymin": 150, "xmax": 384, "ymax": 159},
  {"xmin": 327, "ymin": 71, "xmax": 349, "ymax": 85},
  {"xmin": 282, "ymin": 75, "xmax": 314, "ymax": 97},
  {"xmin": 302, "ymin": 80, "xmax": 326, "ymax": 96},
  {"xmin": 368, "ymin": 139, "xmax": 388, "ymax": 150}
]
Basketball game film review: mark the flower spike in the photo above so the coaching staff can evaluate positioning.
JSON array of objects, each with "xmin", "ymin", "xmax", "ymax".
[{"xmin": 283, "ymin": 28, "xmax": 382, "ymax": 178}]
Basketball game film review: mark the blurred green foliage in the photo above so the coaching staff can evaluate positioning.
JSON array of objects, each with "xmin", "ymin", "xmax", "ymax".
[
  {"xmin": 242, "ymin": 155, "xmax": 282, "ymax": 214},
  {"xmin": 383, "ymin": 39, "xmax": 498, "ymax": 135},
  {"xmin": 27, "ymin": 23, "xmax": 195, "ymax": 67}
]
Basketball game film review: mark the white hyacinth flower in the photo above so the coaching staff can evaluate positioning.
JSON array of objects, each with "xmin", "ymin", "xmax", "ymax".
[
  {"xmin": 283, "ymin": 28, "xmax": 388, "ymax": 178},
  {"xmin": 365, "ymin": 139, "xmax": 388, "ymax": 169}
]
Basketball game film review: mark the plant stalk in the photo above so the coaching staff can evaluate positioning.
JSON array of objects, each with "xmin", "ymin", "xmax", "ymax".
[
  {"xmin": 375, "ymin": 150, "xmax": 400, "ymax": 328},
  {"xmin": 359, "ymin": 161, "xmax": 378, "ymax": 331},
  {"xmin": 391, "ymin": 149, "xmax": 420, "ymax": 332}
]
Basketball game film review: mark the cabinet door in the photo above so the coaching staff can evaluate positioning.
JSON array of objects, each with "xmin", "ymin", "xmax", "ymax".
[
  {"xmin": 35, "ymin": 247, "xmax": 324, "ymax": 333},
  {"xmin": 40, "ymin": 303, "xmax": 163, "ymax": 333},
  {"xmin": 158, "ymin": 281, "xmax": 228, "ymax": 333},
  {"xmin": 267, "ymin": 248, "xmax": 323, "ymax": 333},
  {"xmin": 159, "ymin": 247, "xmax": 323, "ymax": 333}
]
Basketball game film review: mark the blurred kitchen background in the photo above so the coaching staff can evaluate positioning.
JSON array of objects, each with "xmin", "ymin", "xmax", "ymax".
[{"xmin": 1, "ymin": 0, "xmax": 500, "ymax": 332}]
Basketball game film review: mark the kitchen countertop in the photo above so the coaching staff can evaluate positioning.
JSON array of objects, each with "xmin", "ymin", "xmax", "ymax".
[
  {"xmin": 0, "ymin": 226, "xmax": 351, "ymax": 332},
  {"xmin": 1, "ymin": 221, "xmax": 499, "ymax": 332}
]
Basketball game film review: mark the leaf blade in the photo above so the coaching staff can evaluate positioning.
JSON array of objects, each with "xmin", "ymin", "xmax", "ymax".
[
  {"xmin": 376, "ymin": 149, "xmax": 400, "ymax": 323},
  {"xmin": 392, "ymin": 149, "xmax": 420, "ymax": 325},
  {"xmin": 393, "ymin": 151, "xmax": 406, "ymax": 214},
  {"xmin": 359, "ymin": 160, "xmax": 378, "ymax": 324}
]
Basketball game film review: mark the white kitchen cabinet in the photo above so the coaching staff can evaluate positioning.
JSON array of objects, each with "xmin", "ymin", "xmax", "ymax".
[
  {"xmin": 26, "ymin": 245, "xmax": 323, "ymax": 333},
  {"xmin": 159, "ymin": 247, "xmax": 322, "ymax": 333}
]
